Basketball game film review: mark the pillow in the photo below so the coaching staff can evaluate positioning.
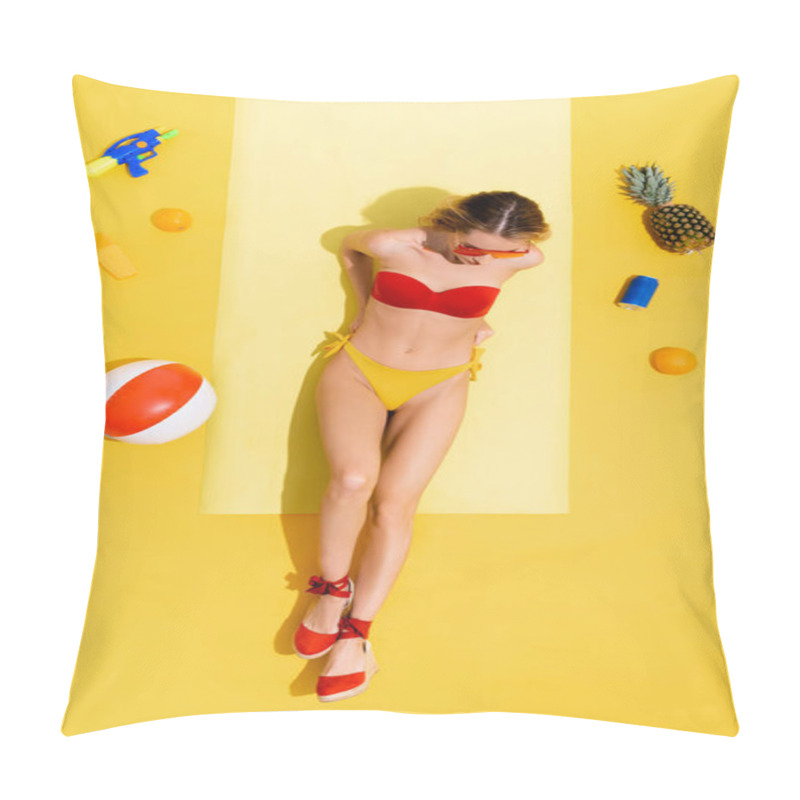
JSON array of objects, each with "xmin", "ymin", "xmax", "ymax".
[{"xmin": 63, "ymin": 74, "xmax": 740, "ymax": 736}]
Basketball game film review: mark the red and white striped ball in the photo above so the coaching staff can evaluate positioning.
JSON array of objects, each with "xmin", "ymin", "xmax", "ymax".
[{"xmin": 105, "ymin": 360, "xmax": 217, "ymax": 444}]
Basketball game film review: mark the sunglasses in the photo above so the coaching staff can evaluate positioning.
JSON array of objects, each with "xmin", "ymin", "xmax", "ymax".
[{"xmin": 452, "ymin": 243, "xmax": 530, "ymax": 259}]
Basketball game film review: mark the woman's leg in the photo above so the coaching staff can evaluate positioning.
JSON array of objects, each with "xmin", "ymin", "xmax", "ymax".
[
  {"xmin": 307, "ymin": 350, "xmax": 387, "ymax": 634},
  {"xmin": 354, "ymin": 370, "xmax": 471, "ymax": 619},
  {"xmin": 323, "ymin": 369, "xmax": 471, "ymax": 676}
]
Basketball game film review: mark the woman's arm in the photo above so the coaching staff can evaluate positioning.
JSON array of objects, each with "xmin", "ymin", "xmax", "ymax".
[
  {"xmin": 342, "ymin": 228, "xmax": 411, "ymax": 259},
  {"xmin": 339, "ymin": 230, "xmax": 409, "ymax": 310},
  {"xmin": 340, "ymin": 246, "xmax": 375, "ymax": 310},
  {"xmin": 513, "ymin": 244, "xmax": 545, "ymax": 270}
]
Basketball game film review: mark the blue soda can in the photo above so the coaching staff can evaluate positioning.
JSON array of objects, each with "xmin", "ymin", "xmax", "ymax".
[{"xmin": 618, "ymin": 275, "xmax": 659, "ymax": 309}]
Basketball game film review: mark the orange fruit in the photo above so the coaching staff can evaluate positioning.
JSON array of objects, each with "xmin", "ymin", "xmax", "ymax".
[
  {"xmin": 151, "ymin": 208, "xmax": 192, "ymax": 232},
  {"xmin": 650, "ymin": 347, "xmax": 697, "ymax": 375}
]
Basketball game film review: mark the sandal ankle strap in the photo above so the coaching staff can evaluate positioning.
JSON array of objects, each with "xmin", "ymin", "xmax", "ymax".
[
  {"xmin": 306, "ymin": 574, "xmax": 351, "ymax": 597},
  {"xmin": 338, "ymin": 615, "xmax": 372, "ymax": 640}
]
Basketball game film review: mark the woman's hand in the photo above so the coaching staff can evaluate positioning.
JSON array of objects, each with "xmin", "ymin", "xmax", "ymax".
[{"xmin": 474, "ymin": 320, "xmax": 495, "ymax": 346}]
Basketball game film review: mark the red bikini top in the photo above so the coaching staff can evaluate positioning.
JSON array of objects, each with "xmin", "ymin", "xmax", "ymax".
[{"xmin": 370, "ymin": 271, "xmax": 500, "ymax": 318}]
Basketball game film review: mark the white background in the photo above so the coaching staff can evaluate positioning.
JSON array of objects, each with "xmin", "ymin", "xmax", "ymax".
[{"xmin": 3, "ymin": 1, "xmax": 797, "ymax": 797}]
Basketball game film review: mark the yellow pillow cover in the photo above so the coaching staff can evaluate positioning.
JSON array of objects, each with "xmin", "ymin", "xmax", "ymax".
[{"xmin": 62, "ymin": 74, "xmax": 740, "ymax": 736}]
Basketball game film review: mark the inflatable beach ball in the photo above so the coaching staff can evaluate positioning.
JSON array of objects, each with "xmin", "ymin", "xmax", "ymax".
[{"xmin": 105, "ymin": 360, "xmax": 217, "ymax": 444}]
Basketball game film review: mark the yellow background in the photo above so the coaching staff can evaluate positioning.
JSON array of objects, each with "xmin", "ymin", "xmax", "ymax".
[{"xmin": 63, "ymin": 74, "xmax": 739, "ymax": 737}]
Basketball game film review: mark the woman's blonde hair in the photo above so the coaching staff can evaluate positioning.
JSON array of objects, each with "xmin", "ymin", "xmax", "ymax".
[{"xmin": 418, "ymin": 191, "xmax": 552, "ymax": 244}]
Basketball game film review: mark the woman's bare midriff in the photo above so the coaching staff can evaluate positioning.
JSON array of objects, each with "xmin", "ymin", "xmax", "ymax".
[{"xmin": 348, "ymin": 234, "xmax": 505, "ymax": 371}]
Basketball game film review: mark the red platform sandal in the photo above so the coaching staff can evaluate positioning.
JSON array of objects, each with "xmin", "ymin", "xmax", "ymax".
[
  {"xmin": 316, "ymin": 615, "xmax": 379, "ymax": 702},
  {"xmin": 293, "ymin": 573, "xmax": 354, "ymax": 659}
]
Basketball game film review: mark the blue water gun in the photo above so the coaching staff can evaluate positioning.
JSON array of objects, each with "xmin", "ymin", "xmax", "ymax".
[{"xmin": 86, "ymin": 127, "xmax": 179, "ymax": 178}]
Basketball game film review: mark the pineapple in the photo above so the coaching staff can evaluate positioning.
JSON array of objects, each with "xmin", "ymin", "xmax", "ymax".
[{"xmin": 618, "ymin": 163, "xmax": 715, "ymax": 254}]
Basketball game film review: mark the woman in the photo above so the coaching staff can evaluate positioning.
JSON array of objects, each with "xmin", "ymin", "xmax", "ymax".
[{"xmin": 295, "ymin": 191, "xmax": 551, "ymax": 701}]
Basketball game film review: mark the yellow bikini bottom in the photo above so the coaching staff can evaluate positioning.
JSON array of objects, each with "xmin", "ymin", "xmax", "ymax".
[{"xmin": 314, "ymin": 330, "xmax": 486, "ymax": 411}]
